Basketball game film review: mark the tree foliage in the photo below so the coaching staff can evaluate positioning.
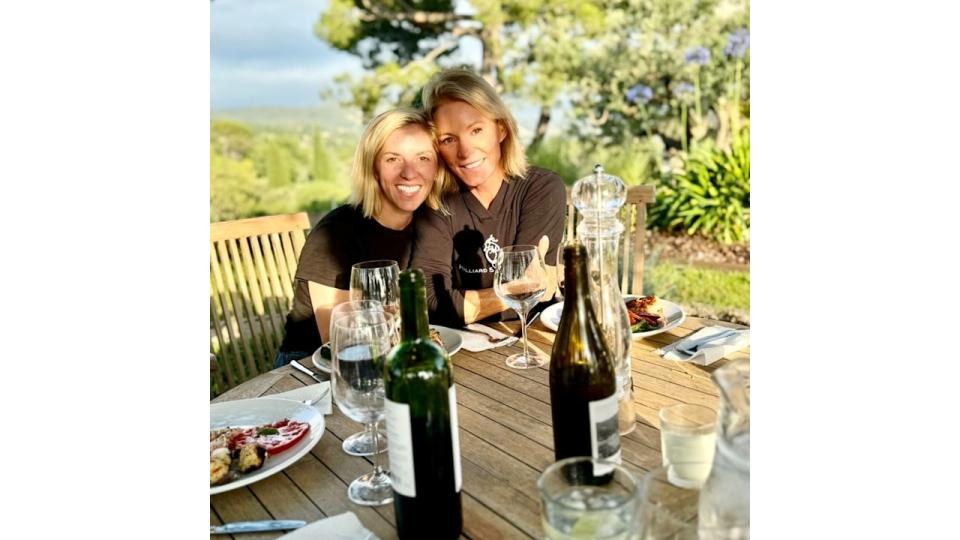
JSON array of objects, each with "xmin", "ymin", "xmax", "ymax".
[{"xmin": 210, "ymin": 120, "xmax": 353, "ymax": 221}]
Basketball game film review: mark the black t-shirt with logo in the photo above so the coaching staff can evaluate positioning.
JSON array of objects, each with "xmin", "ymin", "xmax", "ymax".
[
  {"xmin": 410, "ymin": 166, "xmax": 567, "ymax": 326},
  {"xmin": 279, "ymin": 204, "xmax": 415, "ymax": 353}
]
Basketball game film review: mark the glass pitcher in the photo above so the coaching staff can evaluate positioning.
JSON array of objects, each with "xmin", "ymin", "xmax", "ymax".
[
  {"xmin": 698, "ymin": 358, "xmax": 750, "ymax": 539},
  {"xmin": 572, "ymin": 165, "xmax": 635, "ymax": 435}
]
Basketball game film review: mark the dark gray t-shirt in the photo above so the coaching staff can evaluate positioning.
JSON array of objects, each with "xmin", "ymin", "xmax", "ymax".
[
  {"xmin": 410, "ymin": 166, "xmax": 567, "ymax": 326},
  {"xmin": 280, "ymin": 204, "xmax": 414, "ymax": 352}
]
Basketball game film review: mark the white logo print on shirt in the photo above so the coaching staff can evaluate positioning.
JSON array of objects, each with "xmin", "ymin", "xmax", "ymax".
[{"xmin": 483, "ymin": 234, "xmax": 502, "ymax": 267}]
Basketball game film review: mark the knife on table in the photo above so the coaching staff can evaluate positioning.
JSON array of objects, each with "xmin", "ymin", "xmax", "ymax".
[
  {"xmin": 512, "ymin": 300, "xmax": 553, "ymax": 337},
  {"xmin": 290, "ymin": 359, "xmax": 326, "ymax": 384},
  {"xmin": 211, "ymin": 520, "xmax": 307, "ymax": 534}
]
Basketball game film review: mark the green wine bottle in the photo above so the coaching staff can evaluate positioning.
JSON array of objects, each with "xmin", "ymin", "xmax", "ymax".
[
  {"xmin": 384, "ymin": 269, "xmax": 463, "ymax": 539},
  {"xmin": 549, "ymin": 243, "xmax": 622, "ymax": 466}
]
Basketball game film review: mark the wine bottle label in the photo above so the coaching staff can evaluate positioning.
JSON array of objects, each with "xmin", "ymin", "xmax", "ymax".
[
  {"xmin": 588, "ymin": 392, "xmax": 622, "ymax": 475},
  {"xmin": 384, "ymin": 397, "xmax": 416, "ymax": 497},
  {"xmin": 449, "ymin": 384, "xmax": 462, "ymax": 492}
]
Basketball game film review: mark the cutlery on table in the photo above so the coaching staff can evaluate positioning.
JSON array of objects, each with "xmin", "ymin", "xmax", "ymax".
[
  {"xmin": 676, "ymin": 329, "xmax": 739, "ymax": 355},
  {"xmin": 290, "ymin": 359, "xmax": 327, "ymax": 384},
  {"xmin": 210, "ymin": 520, "xmax": 307, "ymax": 535},
  {"xmin": 463, "ymin": 325, "xmax": 515, "ymax": 344},
  {"xmin": 299, "ymin": 386, "xmax": 330, "ymax": 407}
]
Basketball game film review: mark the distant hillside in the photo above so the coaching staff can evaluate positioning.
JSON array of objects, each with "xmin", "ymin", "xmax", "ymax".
[{"xmin": 211, "ymin": 106, "xmax": 363, "ymax": 136}]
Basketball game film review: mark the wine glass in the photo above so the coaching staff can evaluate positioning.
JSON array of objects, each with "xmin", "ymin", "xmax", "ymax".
[
  {"xmin": 554, "ymin": 235, "xmax": 575, "ymax": 301},
  {"xmin": 331, "ymin": 309, "xmax": 393, "ymax": 506},
  {"xmin": 494, "ymin": 245, "xmax": 548, "ymax": 369},
  {"xmin": 330, "ymin": 300, "xmax": 388, "ymax": 457},
  {"xmin": 350, "ymin": 260, "xmax": 400, "ymax": 316}
]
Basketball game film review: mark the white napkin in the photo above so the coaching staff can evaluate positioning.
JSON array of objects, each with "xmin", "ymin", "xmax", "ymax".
[
  {"xmin": 459, "ymin": 323, "xmax": 519, "ymax": 352},
  {"xmin": 268, "ymin": 382, "xmax": 333, "ymax": 415},
  {"xmin": 279, "ymin": 512, "xmax": 378, "ymax": 540},
  {"xmin": 657, "ymin": 326, "xmax": 750, "ymax": 366}
]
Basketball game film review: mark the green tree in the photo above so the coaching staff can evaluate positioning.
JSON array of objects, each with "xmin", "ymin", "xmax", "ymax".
[
  {"xmin": 210, "ymin": 144, "xmax": 264, "ymax": 221},
  {"xmin": 314, "ymin": 0, "xmax": 575, "ymax": 146},
  {"xmin": 211, "ymin": 119, "xmax": 254, "ymax": 159},
  {"xmin": 315, "ymin": 0, "xmax": 748, "ymax": 153},
  {"xmin": 312, "ymin": 129, "xmax": 336, "ymax": 182}
]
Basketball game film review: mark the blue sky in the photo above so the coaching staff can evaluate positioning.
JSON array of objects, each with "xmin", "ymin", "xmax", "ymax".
[
  {"xmin": 211, "ymin": 0, "xmax": 363, "ymax": 110},
  {"xmin": 211, "ymin": 0, "xmax": 485, "ymax": 111}
]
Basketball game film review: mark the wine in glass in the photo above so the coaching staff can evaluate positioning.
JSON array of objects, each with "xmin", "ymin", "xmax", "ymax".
[
  {"xmin": 494, "ymin": 245, "xmax": 549, "ymax": 369},
  {"xmin": 330, "ymin": 300, "xmax": 388, "ymax": 457},
  {"xmin": 332, "ymin": 309, "xmax": 394, "ymax": 506}
]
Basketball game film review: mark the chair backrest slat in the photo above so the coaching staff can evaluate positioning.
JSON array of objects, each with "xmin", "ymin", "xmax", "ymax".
[
  {"xmin": 226, "ymin": 237, "xmax": 271, "ymax": 374},
  {"xmin": 210, "ymin": 300, "xmax": 235, "ymax": 390},
  {"xmin": 215, "ymin": 239, "xmax": 259, "ymax": 378},
  {"xmin": 210, "ymin": 212, "xmax": 311, "ymax": 397},
  {"xmin": 210, "ymin": 248, "xmax": 246, "ymax": 385},
  {"xmin": 248, "ymin": 234, "xmax": 288, "ymax": 345}
]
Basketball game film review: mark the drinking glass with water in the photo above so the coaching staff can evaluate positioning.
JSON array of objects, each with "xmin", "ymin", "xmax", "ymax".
[
  {"xmin": 537, "ymin": 457, "xmax": 639, "ymax": 540},
  {"xmin": 332, "ymin": 309, "xmax": 394, "ymax": 506}
]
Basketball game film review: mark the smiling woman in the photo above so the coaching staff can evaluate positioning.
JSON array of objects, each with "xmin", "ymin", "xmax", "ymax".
[
  {"xmin": 274, "ymin": 108, "xmax": 453, "ymax": 368},
  {"xmin": 410, "ymin": 68, "xmax": 568, "ymax": 328}
]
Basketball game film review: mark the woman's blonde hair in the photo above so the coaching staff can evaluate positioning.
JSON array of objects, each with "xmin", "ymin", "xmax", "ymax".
[
  {"xmin": 349, "ymin": 107, "xmax": 452, "ymax": 218},
  {"xmin": 421, "ymin": 68, "xmax": 528, "ymax": 180}
]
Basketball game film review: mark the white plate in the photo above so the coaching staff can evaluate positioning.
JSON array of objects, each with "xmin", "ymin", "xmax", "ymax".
[
  {"xmin": 540, "ymin": 296, "xmax": 686, "ymax": 339},
  {"xmin": 431, "ymin": 324, "xmax": 463, "ymax": 356},
  {"xmin": 311, "ymin": 346, "xmax": 332, "ymax": 374},
  {"xmin": 210, "ymin": 397, "xmax": 325, "ymax": 495},
  {"xmin": 313, "ymin": 325, "xmax": 462, "ymax": 367}
]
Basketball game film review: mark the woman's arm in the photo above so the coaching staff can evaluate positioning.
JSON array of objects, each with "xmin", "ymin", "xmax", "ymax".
[{"xmin": 308, "ymin": 281, "xmax": 351, "ymax": 343}]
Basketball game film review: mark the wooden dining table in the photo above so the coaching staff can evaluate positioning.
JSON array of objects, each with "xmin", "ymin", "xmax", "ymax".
[{"xmin": 210, "ymin": 315, "xmax": 749, "ymax": 539}]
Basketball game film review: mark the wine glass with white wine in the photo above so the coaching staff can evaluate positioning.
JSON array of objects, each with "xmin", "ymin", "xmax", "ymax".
[{"xmin": 494, "ymin": 245, "xmax": 548, "ymax": 369}]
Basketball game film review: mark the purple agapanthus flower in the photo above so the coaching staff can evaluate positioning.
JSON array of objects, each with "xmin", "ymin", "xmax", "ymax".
[
  {"xmin": 626, "ymin": 84, "xmax": 653, "ymax": 104},
  {"xmin": 684, "ymin": 46, "xmax": 711, "ymax": 65},
  {"xmin": 725, "ymin": 28, "xmax": 750, "ymax": 58},
  {"xmin": 672, "ymin": 82, "xmax": 695, "ymax": 98}
]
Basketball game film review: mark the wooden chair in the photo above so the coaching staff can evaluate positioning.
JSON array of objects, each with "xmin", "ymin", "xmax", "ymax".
[
  {"xmin": 565, "ymin": 184, "xmax": 657, "ymax": 296},
  {"xmin": 210, "ymin": 212, "xmax": 311, "ymax": 396}
]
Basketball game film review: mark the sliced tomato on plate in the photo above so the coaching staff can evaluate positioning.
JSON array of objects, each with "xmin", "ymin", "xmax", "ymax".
[{"xmin": 229, "ymin": 419, "xmax": 311, "ymax": 456}]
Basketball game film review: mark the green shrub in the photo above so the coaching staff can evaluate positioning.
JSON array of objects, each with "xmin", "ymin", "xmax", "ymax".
[
  {"xmin": 650, "ymin": 131, "xmax": 750, "ymax": 244},
  {"xmin": 527, "ymin": 135, "xmax": 665, "ymax": 186}
]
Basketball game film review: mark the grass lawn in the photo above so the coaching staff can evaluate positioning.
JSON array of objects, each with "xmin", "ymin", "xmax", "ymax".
[{"xmin": 644, "ymin": 260, "xmax": 750, "ymax": 316}]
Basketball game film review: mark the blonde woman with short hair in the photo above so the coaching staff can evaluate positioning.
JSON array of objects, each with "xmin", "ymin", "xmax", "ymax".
[
  {"xmin": 410, "ymin": 68, "xmax": 567, "ymax": 327},
  {"xmin": 276, "ymin": 107, "xmax": 450, "ymax": 367}
]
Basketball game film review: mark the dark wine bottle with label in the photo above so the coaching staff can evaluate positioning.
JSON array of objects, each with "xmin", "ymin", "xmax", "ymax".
[
  {"xmin": 384, "ymin": 269, "xmax": 462, "ymax": 539},
  {"xmin": 549, "ymin": 243, "xmax": 622, "ymax": 467}
]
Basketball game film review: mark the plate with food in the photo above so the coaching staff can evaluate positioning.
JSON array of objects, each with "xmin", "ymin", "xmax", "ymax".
[
  {"xmin": 430, "ymin": 325, "xmax": 463, "ymax": 356},
  {"xmin": 624, "ymin": 295, "xmax": 685, "ymax": 338},
  {"xmin": 540, "ymin": 295, "xmax": 685, "ymax": 339},
  {"xmin": 210, "ymin": 397, "xmax": 325, "ymax": 495}
]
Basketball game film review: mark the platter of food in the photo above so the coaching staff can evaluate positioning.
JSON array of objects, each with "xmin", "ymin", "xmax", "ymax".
[
  {"xmin": 540, "ymin": 295, "xmax": 685, "ymax": 339},
  {"xmin": 210, "ymin": 397, "xmax": 325, "ymax": 495}
]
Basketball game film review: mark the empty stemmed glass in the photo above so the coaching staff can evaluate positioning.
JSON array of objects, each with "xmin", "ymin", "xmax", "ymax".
[
  {"xmin": 494, "ymin": 245, "xmax": 549, "ymax": 369},
  {"xmin": 331, "ymin": 309, "xmax": 393, "ymax": 506},
  {"xmin": 330, "ymin": 299, "xmax": 389, "ymax": 457},
  {"xmin": 554, "ymin": 234, "xmax": 575, "ymax": 301},
  {"xmin": 350, "ymin": 260, "xmax": 400, "ymax": 316}
]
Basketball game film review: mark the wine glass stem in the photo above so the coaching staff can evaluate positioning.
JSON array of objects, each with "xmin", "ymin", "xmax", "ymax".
[
  {"xmin": 517, "ymin": 308, "xmax": 530, "ymax": 362},
  {"xmin": 371, "ymin": 421, "xmax": 383, "ymax": 475}
]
